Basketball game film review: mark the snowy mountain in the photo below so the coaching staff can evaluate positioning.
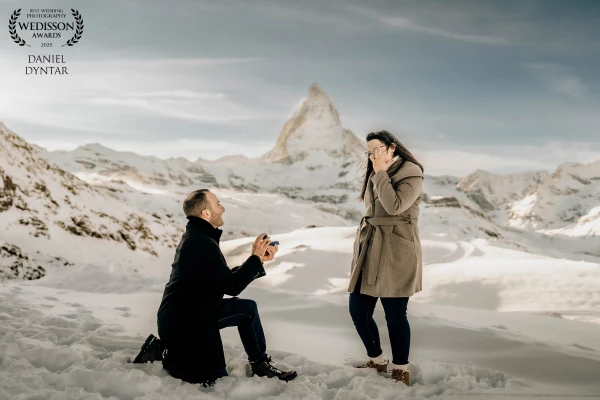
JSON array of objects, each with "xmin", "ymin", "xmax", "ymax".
[
  {"xmin": 0, "ymin": 122, "xmax": 180, "ymax": 280},
  {"xmin": 45, "ymin": 83, "xmax": 370, "ymax": 222},
  {"xmin": 431, "ymin": 161, "xmax": 600, "ymax": 239},
  {"xmin": 35, "ymin": 82, "xmax": 600, "ymax": 257},
  {"xmin": 507, "ymin": 160, "xmax": 600, "ymax": 236},
  {"xmin": 420, "ymin": 175, "xmax": 508, "ymax": 242},
  {"xmin": 42, "ymin": 83, "xmax": 504, "ymax": 236},
  {"xmin": 423, "ymin": 166, "xmax": 600, "ymax": 258},
  {"xmin": 260, "ymin": 83, "xmax": 365, "ymax": 166},
  {"xmin": 457, "ymin": 169, "xmax": 550, "ymax": 214},
  {"xmin": 45, "ymin": 143, "xmax": 218, "ymax": 191}
]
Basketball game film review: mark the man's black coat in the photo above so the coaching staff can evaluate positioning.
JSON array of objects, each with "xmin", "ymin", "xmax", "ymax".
[{"xmin": 157, "ymin": 216, "xmax": 266, "ymax": 382}]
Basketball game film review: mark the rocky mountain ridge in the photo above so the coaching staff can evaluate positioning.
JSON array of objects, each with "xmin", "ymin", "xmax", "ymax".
[{"xmin": 0, "ymin": 122, "xmax": 181, "ymax": 280}]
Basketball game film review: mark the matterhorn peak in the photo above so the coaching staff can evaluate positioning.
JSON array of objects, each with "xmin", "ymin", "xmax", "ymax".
[
  {"xmin": 308, "ymin": 82, "xmax": 327, "ymax": 98},
  {"xmin": 302, "ymin": 82, "xmax": 341, "ymax": 125},
  {"xmin": 260, "ymin": 83, "xmax": 364, "ymax": 165}
]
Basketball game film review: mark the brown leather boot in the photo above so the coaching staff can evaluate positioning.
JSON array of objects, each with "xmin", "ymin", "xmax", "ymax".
[
  {"xmin": 391, "ymin": 367, "xmax": 409, "ymax": 386},
  {"xmin": 356, "ymin": 359, "xmax": 388, "ymax": 373}
]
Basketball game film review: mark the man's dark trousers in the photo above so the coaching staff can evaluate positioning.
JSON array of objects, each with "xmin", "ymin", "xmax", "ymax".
[
  {"xmin": 217, "ymin": 297, "xmax": 268, "ymax": 368},
  {"xmin": 197, "ymin": 297, "xmax": 268, "ymax": 380}
]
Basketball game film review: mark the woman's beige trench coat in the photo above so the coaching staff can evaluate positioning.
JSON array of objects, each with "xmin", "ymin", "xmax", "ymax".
[{"xmin": 348, "ymin": 159, "xmax": 424, "ymax": 298}]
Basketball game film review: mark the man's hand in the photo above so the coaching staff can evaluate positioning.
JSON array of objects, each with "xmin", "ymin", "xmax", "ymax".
[
  {"xmin": 261, "ymin": 244, "xmax": 278, "ymax": 262},
  {"xmin": 251, "ymin": 233, "xmax": 272, "ymax": 260}
]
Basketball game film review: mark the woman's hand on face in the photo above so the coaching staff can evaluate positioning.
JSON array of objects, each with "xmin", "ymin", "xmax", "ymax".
[{"xmin": 371, "ymin": 146, "xmax": 389, "ymax": 172}]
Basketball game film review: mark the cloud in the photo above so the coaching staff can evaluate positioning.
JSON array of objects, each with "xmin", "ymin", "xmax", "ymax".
[
  {"xmin": 414, "ymin": 141, "xmax": 600, "ymax": 177},
  {"xmin": 347, "ymin": 6, "xmax": 509, "ymax": 45},
  {"xmin": 415, "ymin": 148, "xmax": 546, "ymax": 176},
  {"xmin": 525, "ymin": 64, "xmax": 587, "ymax": 99},
  {"xmin": 86, "ymin": 90, "xmax": 273, "ymax": 123},
  {"xmin": 222, "ymin": 0, "xmax": 363, "ymax": 31},
  {"xmin": 0, "ymin": 56, "xmax": 275, "ymax": 132},
  {"xmin": 122, "ymin": 90, "xmax": 227, "ymax": 100}
]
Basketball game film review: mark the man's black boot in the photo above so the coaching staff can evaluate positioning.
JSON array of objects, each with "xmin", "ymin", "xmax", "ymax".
[
  {"xmin": 130, "ymin": 334, "xmax": 165, "ymax": 364},
  {"xmin": 250, "ymin": 356, "xmax": 297, "ymax": 382}
]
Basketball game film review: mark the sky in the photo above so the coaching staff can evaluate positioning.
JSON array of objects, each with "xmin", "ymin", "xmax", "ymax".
[{"xmin": 1, "ymin": 0, "xmax": 599, "ymax": 176}]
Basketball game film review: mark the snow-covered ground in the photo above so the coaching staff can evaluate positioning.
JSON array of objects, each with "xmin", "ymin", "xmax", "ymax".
[{"xmin": 2, "ymin": 227, "xmax": 600, "ymax": 399}]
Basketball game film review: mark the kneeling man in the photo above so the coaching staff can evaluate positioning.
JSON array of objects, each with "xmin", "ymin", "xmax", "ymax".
[{"xmin": 154, "ymin": 189, "xmax": 297, "ymax": 385}]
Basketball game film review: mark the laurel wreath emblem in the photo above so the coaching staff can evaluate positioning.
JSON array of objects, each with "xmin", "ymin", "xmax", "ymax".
[
  {"xmin": 8, "ymin": 9, "xmax": 30, "ymax": 47},
  {"xmin": 62, "ymin": 9, "xmax": 83, "ymax": 47}
]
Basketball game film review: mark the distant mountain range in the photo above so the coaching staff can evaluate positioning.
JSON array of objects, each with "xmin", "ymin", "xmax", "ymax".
[
  {"xmin": 0, "ymin": 121, "xmax": 182, "ymax": 281},
  {"xmin": 1, "ymin": 83, "xmax": 599, "ymax": 279}
]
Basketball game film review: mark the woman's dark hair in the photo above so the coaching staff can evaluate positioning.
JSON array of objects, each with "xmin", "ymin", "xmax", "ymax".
[{"xmin": 358, "ymin": 130, "xmax": 424, "ymax": 202}]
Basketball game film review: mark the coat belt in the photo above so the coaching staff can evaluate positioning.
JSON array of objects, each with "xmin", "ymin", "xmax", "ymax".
[{"xmin": 356, "ymin": 215, "xmax": 416, "ymax": 285}]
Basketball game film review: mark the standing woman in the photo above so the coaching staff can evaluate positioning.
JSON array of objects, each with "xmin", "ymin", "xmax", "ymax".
[{"xmin": 348, "ymin": 130, "xmax": 424, "ymax": 386}]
